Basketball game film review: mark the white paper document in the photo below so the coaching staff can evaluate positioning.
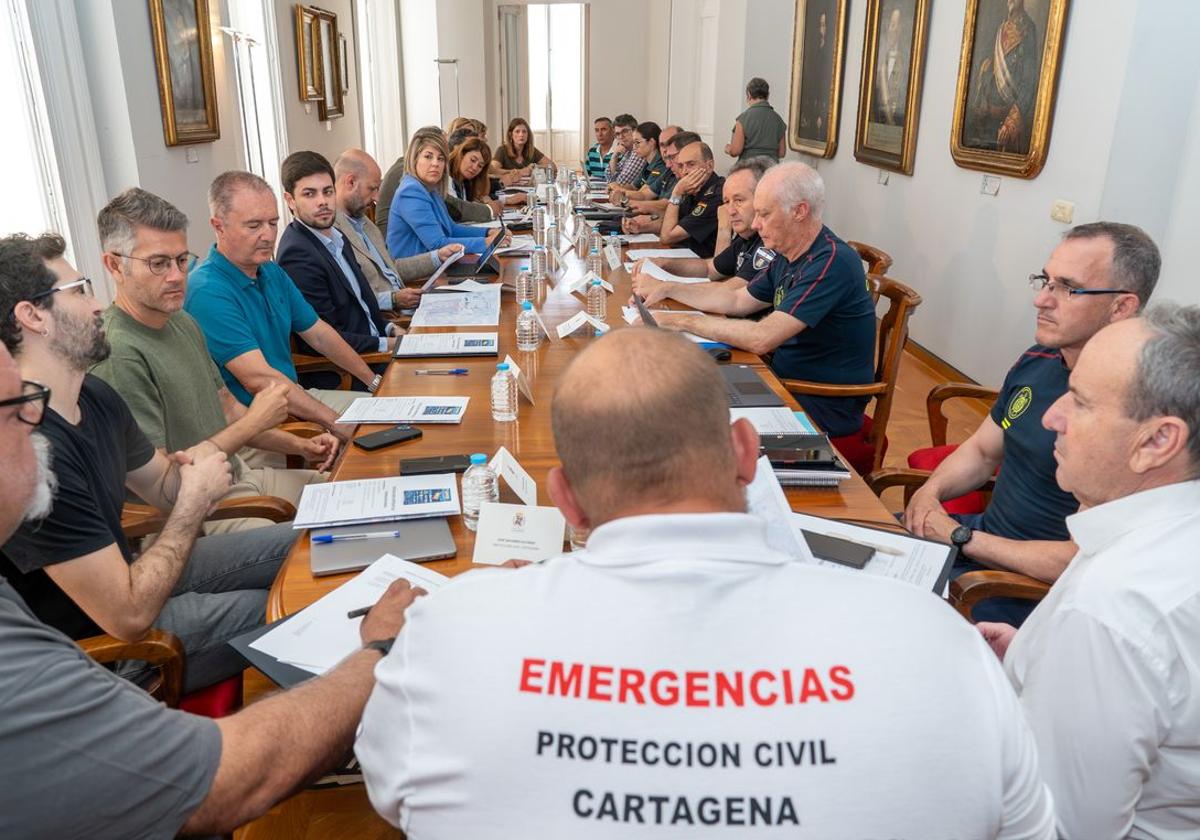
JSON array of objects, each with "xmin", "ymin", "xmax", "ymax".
[
  {"xmin": 619, "ymin": 306, "xmax": 709, "ymax": 343},
  {"xmin": 410, "ymin": 284, "xmax": 501, "ymax": 327},
  {"xmin": 489, "ymin": 445, "xmax": 537, "ymax": 505},
  {"xmin": 632, "ymin": 259, "xmax": 709, "ymax": 285},
  {"xmin": 293, "ymin": 473, "xmax": 461, "ymax": 529},
  {"xmin": 337, "ymin": 396, "xmax": 470, "ymax": 425},
  {"xmin": 249, "ymin": 554, "xmax": 449, "ymax": 674},
  {"xmin": 621, "ymin": 233, "xmax": 661, "ymax": 244},
  {"xmin": 466, "ymin": 219, "xmax": 502, "ymax": 229},
  {"xmin": 472, "ymin": 503, "xmax": 566, "ymax": 566},
  {"xmin": 625, "ymin": 247, "xmax": 700, "ymax": 259},
  {"xmin": 419, "ymin": 249, "xmax": 465, "ymax": 292},
  {"xmin": 495, "ymin": 234, "xmax": 537, "ymax": 255},
  {"xmin": 557, "ymin": 310, "xmax": 610, "ymax": 338},
  {"xmin": 393, "ymin": 332, "xmax": 498, "ymax": 358},
  {"xmin": 745, "ymin": 456, "xmax": 811, "ymax": 559},
  {"xmin": 731, "ymin": 407, "xmax": 818, "ymax": 435}
]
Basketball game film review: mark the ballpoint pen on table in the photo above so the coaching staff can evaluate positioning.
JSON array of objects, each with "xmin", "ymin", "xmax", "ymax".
[
  {"xmin": 414, "ymin": 368, "xmax": 468, "ymax": 376},
  {"xmin": 312, "ymin": 531, "xmax": 402, "ymax": 544}
]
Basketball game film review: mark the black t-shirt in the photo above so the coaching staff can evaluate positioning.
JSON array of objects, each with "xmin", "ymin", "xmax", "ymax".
[
  {"xmin": 677, "ymin": 172, "xmax": 725, "ymax": 258},
  {"xmin": 747, "ymin": 226, "xmax": 876, "ymax": 436},
  {"xmin": 711, "ymin": 232, "xmax": 767, "ymax": 281},
  {"xmin": 982, "ymin": 347, "xmax": 1079, "ymax": 541},
  {"xmin": 0, "ymin": 375, "xmax": 155, "ymax": 639}
]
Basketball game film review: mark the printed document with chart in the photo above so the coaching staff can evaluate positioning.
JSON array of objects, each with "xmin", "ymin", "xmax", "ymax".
[{"xmin": 410, "ymin": 283, "xmax": 501, "ymax": 327}]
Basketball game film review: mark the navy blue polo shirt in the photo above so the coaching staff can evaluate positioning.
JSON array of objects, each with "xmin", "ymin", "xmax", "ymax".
[
  {"xmin": 677, "ymin": 172, "xmax": 725, "ymax": 258},
  {"xmin": 747, "ymin": 226, "xmax": 875, "ymax": 436},
  {"xmin": 184, "ymin": 245, "xmax": 320, "ymax": 405},
  {"xmin": 712, "ymin": 233, "xmax": 766, "ymax": 281},
  {"xmin": 981, "ymin": 346, "xmax": 1078, "ymax": 541}
]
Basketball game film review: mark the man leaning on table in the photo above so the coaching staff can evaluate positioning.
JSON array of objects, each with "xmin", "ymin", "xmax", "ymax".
[
  {"xmin": 356, "ymin": 328, "xmax": 1054, "ymax": 839},
  {"xmin": 981, "ymin": 303, "xmax": 1200, "ymax": 839},
  {"xmin": 185, "ymin": 170, "xmax": 383, "ymax": 440}
]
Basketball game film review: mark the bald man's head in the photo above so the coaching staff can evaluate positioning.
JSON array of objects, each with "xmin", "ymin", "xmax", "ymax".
[
  {"xmin": 334, "ymin": 148, "xmax": 383, "ymax": 218},
  {"xmin": 551, "ymin": 329, "xmax": 751, "ymax": 526}
]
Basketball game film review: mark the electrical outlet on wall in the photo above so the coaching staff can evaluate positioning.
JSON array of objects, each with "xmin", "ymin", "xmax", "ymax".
[
  {"xmin": 877, "ymin": 169, "xmax": 889, "ymax": 186},
  {"xmin": 980, "ymin": 175, "xmax": 1001, "ymax": 196},
  {"xmin": 1050, "ymin": 199, "xmax": 1075, "ymax": 224},
  {"xmin": 185, "ymin": 148, "xmax": 199, "ymax": 164}
]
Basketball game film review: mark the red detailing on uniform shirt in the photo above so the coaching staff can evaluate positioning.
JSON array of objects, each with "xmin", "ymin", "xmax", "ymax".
[
  {"xmin": 788, "ymin": 232, "xmax": 838, "ymax": 316},
  {"xmin": 518, "ymin": 659, "xmax": 855, "ymax": 707},
  {"xmin": 1022, "ymin": 350, "xmax": 1061, "ymax": 360}
]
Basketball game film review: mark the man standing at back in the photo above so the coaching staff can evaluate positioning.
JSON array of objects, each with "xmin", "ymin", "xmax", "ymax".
[{"xmin": 356, "ymin": 329, "xmax": 1054, "ymax": 839}]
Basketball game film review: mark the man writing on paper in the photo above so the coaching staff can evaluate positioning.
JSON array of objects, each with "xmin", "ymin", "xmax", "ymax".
[
  {"xmin": 356, "ymin": 328, "xmax": 1053, "ymax": 838},
  {"xmin": 980, "ymin": 304, "xmax": 1200, "ymax": 838}
]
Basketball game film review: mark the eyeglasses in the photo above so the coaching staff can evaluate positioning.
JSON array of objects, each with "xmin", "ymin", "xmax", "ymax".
[
  {"xmin": 0, "ymin": 380, "xmax": 51, "ymax": 426},
  {"xmin": 1029, "ymin": 273, "xmax": 1132, "ymax": 299},
  {"xmin": 29, "ymin": 277, "xmax": 94, "ymax": 302},
  {"xmin": 113, "ymin": 252, "xmax": 198, "ymax": 276}
]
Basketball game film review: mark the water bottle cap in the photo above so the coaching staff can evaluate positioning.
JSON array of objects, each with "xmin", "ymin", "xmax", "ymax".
[
  {"xmin": 591, "ymin": 279, "xmax": 601, "ymax": 286},
  {"xmin": 590, "ymin": 245, "xmax": 599, "ymax": 253},
  {"xmin": 469, "ymin": 453, "xmax": 487, "ymax": 465},
  {"xmin": 521, "ymin": 300, "xmax": 533, "ymax": 310},
  {"xmin": 497, "ymin": 362, "xmax": 510, "ymax": 371}
]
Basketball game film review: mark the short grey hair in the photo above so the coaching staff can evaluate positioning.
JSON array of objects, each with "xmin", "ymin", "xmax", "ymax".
[
  {"xmin": 208, "ymin": 171, "xmax": 273, "ymax": 219},
  {"xmin": 765, "ymin": 161, "xmax": 825, "ymax": 218},
  {"xmin": 98, "ymin": 188, "xmax": 188, "ymax": 254},
  {"xmin": 1064, "ymin": 222, "xmax": 1160, "ymax": 309},
  {"xmin": 728, "ymin": 155, "xmax": 775, "ymax": 185},
  {"xmin": 1126, "ymin": 303, "xmax": 1200, "ymax": 473}
]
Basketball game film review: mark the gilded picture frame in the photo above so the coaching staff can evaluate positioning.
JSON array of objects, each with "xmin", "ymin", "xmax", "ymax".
[
  {"xmin": 854, "ymin": 0, "xmax": 931, "ymax": 175},
  {"xmin": 787, "ymin": 0, "xmax": 849, "ymax": 158},
  {"xmin": 339, "ymin": 34, "xmax": 350, "ymax": 95},
  {"xmin": 294, "ymin": 5, "xmax": 322, "ymax": 102},
  {"xmin": 314, "ymin": 8, "xmax": 344, "ymax": 120},
  {"xmin": 950, "ymin": 0, "xmax": 1070, "ymax": 179},
  {"xmin": 148, "ymin": 0, "xmax": 220, "ymax": 146}
]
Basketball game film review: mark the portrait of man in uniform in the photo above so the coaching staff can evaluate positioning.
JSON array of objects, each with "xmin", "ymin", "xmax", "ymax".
[
  {"xmin": 789, "ymin": 0, "xmax": 847, "ymax": 157},
  {"xmin": 870, "ymin": 3, "xmax": 913, "ymax": 130},
  {"xmin": 963, "ymin": 0, "xmax": 1044, "ymax": 154},
  {"xmin": 854, "ymin": 0, "xmax": 929, "ymax": 175}
]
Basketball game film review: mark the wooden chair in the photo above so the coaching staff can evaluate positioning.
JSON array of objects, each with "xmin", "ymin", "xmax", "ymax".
[
  {"xmin": 847, "ymin": 240, "xmax": 894, "ymax": 277},
  {"xmin": 949, "ymin": 570, "xmax": 1050, "ymax": 621},
  {"xmin": 780, "ymin": 274, "xmax": 920, "ymax": 475},
  {"xmin": 290, "ymin": 334, "xmax": 392, "ymax": 391},
  {"xmin": 77, "ymin": 494, "xmax": 298, "ymax": 712}
]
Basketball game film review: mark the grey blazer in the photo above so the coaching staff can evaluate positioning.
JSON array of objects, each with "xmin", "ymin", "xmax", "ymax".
[{"xmin": 333, "ymin": 211, "xmax": 433, "ymax": 304}]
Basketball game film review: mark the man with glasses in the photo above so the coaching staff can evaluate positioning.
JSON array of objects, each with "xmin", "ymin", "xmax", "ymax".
[
  {"xmin": 622, "ymin": 128, "xmax": 692, "ymax": 235},
  {"xmin": 903, "ymin": 222, "xmax": 1160, "ymax": 624},
  {"xmin": 0, "ymin": 232, "xmax": 298, "ymax": 693},
  {"xmin": 657, "ymin": 136, "xmax": 725, "ymax": 258},
  {"xmin": 605, "ymin": 114, "xmax": 645, "ymax": 188},
  {"xmin": 88, "ymin": 189, "xmax": 337, "ymax": 533}
]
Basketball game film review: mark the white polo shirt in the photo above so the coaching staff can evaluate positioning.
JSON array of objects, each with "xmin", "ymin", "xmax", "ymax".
[
  {"xmin": 357, "ymin": 512, "xmax": 1054, "ymax": 838},
  {"xmin": 1005, "ymin": 480, "xmax": 1200, "ymax": 839}
]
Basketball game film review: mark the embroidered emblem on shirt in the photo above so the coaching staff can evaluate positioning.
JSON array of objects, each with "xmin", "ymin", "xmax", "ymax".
[
  {"xmin": 751, "ymin": 247, "xmax": 776, "ymax": 271},
  {"xmin": 691, "ymin": 202, "xmax": 707, "ymax": 217},
  {"xmin": 1001, "ymin": 386, "xmax": 1033, "ymax": 430}
]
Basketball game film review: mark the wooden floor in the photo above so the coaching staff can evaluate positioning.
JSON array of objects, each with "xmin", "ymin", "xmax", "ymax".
[{"xmin": 233, "ymin": 342, "xmax": 990, "ymax": 840}]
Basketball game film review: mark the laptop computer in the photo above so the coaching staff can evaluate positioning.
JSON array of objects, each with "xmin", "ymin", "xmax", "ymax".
[
  {"xmin": 309, "ymin": 518, "xmax": 457, "ymax": 576},
  {"xmin": 719, "ymin": 365, "xmax": 785, "ymax": 407}
]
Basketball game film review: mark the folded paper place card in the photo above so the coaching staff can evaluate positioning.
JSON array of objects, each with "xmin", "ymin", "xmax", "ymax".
[
  {"xmin": 490, "ymin": 445, "xmax": 537, "ymax": 506},
  {"xmin": 556, "ymin": 310, "xmax": 610, "ymax": 338},
  {"xmin": 472, "ymin": 502, "xmax": 566, "ymax": 565},
  {"xmin": 604, "ymin": 241, "xmax": 622, "ymax": 270},
  {"xmin": 502, "ymin": 355, "xmax": 535, "ymax": 405}
]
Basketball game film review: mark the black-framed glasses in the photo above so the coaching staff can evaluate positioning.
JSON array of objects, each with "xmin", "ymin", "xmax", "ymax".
[
  {"xmin": 0, "ymin": 381, "xmax": 51, "ymax": 426},
  {"xmin": 112, "ymin": 252, "xmax": 198, "ymax": 276},
  {"xmin": 29, "ymin": 277, "xmax": 94, "ymax": 302},
  {"xmin": 1029, "ymin": 273, "xmax": 1132, "ymax": 299}
]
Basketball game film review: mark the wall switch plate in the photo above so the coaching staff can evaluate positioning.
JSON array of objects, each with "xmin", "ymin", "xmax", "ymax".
[
  {"xmin": 185, "ymin": 147, "xmax": 199, "ymax": 164},
  {"xmin": 877, "ymin": 169, "xmax": 890, "ymax": 186},
  {"xmin": 980, "ymin": 175, "xmax": 1001, "ymax": 196},
  {"xmin": 1050, "ymin": 199, "xmax": 1075, "ymax": 224}
]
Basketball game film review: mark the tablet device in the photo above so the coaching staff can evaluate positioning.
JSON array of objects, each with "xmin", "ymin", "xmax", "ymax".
[{"xmin": 420, "ymin": 248, "xmax": 466, "ymax": 291}]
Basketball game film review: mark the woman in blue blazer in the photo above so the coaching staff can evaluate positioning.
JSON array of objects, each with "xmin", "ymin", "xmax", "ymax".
[{"xmin": 386, "ymin": 130, "xmax": 501, "ymax": 260}]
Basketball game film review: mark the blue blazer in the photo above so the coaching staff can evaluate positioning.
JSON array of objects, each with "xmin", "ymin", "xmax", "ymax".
[
  {"xmin": 386, "ymin": 174, "xmax": 488, "ymax": 260},
  {"xmin": 277, "ymin": 220, "xmax": 388, "ymax": 354}
]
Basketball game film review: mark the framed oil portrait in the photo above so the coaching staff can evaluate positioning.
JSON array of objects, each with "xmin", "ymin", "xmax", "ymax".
[
  {"xmin": 853, "ymin": 0, "xmax": 931, "ymax": 174},
  {"xmin": 950, "ymin": 0, "xmax": 1070, "ymax": 179},
  {"xmin": 294, "ymin": 5, "xmax": 321, "ymax": 102},
  {"xmin": 148, "ymin": 0, "xmax": 220, "ymax": 146},
  {"xmin": 315, "ymin": 9, "xmax": 344, "ymax": 120},
  {"xmin": 787, "ymin": 0, "xmax": 849, "ymax": 158}
]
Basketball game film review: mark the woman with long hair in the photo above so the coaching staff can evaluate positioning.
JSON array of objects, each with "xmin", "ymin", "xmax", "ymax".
[{"xmin": 490, "ymin": 117, "xmax": 551, "ymax": 177}]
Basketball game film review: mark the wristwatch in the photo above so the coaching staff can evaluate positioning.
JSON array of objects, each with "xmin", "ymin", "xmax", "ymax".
[
  {"xmin": 950, "ymin": 525, "xmax": 974, "ymax": 549},
  {"xmin": 669, "ymin": 195, "xmax": 683, "ymax": 206},
  {"xmin": 363, "ymin": 637, "xmax": 394, "ymax": 656},
  {"xmin": 367, "ymin": 374, "xmax": 383, "ymax": 393}
]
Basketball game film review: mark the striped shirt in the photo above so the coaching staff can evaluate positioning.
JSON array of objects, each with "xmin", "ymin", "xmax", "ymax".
[{"xmin": 586, "ymin": 143, "xmax": 613, "ymax": 179}]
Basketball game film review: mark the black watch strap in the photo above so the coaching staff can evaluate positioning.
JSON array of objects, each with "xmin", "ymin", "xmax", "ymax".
[{"xmin": 363, "ymin": 637, "xmax": 395, "ymax": 656}]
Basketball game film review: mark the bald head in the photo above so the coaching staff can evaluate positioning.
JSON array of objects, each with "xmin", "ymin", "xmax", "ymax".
[
  {"xmin": 334, "ymin": 148, "xmax": 384, "ymax": 218},
  {"xmin": 551, "ymin": 329, "xmax": 752, "ymax": 526}
]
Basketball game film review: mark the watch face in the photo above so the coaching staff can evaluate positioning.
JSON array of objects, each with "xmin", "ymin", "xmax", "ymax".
[{"xmin": 951, "ymin": 525, "xmax": 973, "ymax": 547}]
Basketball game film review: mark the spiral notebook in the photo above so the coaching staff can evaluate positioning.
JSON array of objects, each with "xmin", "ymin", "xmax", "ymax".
[{"xmin": 761, "ymin": 433, "xmax": 852, "ymax": 486}]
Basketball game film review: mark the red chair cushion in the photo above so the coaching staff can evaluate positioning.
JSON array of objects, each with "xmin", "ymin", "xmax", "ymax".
[
  {"xmin": 829, "ymin": 415, "xmax": 888, "ymax": 477},
  {"xmin": 179, "ymin": 673, "xmax": 243, "ymax": 718},
  {"xmin": 906, "ymin": 444, "xmax": 988, "ymax": 515}
]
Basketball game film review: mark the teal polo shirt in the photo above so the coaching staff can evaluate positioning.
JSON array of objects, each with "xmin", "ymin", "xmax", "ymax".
[{"xmin": 184, "ymin": 244, "xmax": 319, "ymax": 405}]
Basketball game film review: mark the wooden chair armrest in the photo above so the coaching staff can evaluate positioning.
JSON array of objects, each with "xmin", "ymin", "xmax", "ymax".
[
  {"xmin": 77, "ymin": 629, "xmax": 185, "ymax": 707},
  {"xmin": 949, "ymin": 570, "xmax": 1050, "ymax": 621},
  {"xmin": 779, "ymin": 378, "xmax": 889, "ymax": 399},
  {"xmin": 278, "ymin": 421, "xmax": 326, "ymax": 439},
  {"xmin": 291, "ymin": 354, "xmax": 351, "ymax": 391},
  {"xmin": 361, "ymin": 351, "xmax": 393, "ymax": 365},
  {"xmin": 927, "ymin": 382, "xmax": 1000, "ymax": 447},
  {"xmin": 121, "ymin": 496, "xmax": 296, "ymax": 539},
  {"xmin": 864, "ymin": 468, "xmax": 996, "ymax": 505}
]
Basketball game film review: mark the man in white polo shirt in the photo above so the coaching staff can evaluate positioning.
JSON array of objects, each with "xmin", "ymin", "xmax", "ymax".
[
  {"xmin": 981, "ymin": 303, "xmax": 1200, "ymax": 838},
  {"xmin": 356, "ymin": 328, "xmax": 1054, "ymax": 838}
]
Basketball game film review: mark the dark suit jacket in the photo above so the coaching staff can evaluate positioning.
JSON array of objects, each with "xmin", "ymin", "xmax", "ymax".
[{"xmin": 277, "ymin": 221, "xmax": 388, "ymax": 355}]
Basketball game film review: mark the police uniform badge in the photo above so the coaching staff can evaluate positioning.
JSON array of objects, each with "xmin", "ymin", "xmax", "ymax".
[
  {"xmin": 691, "ymin": 202, "xmax": 707, "ymax": 217},
  {"xmin": 1000, "ymin": 386, "xmax": 1033, "ymax": 430},
  {"xmin": 751, "ymin": 247, "xmax": 776, "ymax": 271}
]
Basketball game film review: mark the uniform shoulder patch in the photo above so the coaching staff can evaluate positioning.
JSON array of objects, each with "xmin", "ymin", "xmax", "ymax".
[
  {"xmin": 1006, "ymin": 386, "xmax": 1033, "ymax": 422},
  {"xmin": 751, "ymin": 247, "xmax": 777, "ymax": 271},
  {"xmin": 691, "ymin": 202, "xmax": 707, "ymax": 217}
]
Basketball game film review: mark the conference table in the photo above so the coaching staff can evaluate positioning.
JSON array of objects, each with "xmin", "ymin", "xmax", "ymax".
[{"xmin": 254, "ymin": 225, "xmax": 898, "ymax": 838}]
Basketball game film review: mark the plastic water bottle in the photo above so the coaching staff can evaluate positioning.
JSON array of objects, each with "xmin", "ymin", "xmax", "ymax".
[
  {"xmin": 574, "ymin": 214, "xmax": 590, "ymax": 253},
  {"xmin": 516, "ymin": 300, "xmax": 542, "ymax": 351},
  {"xmin": 533, "ymin": 204, "xmax": 546, "ymax": 232},
  {"xmin": 586, "ymin": 279, "xmax": 607, "ymax": 336},
  {"xmin": 490, "ymin": 362, "xmax": 518, "ymax": 422},
  {"xmin": 588, "ymin": 229, "xmax": 604, "ymax": 255},
  {"xmin": 586, "ymin": 245, "xmax": 604, "ymax": 278},
  {"xmin": 514, "ymin": 270, "xmax": 534, "ymax": 303},
  {"xmin": 530, "ymin": 245, "xmax": 547, "ymax": 279},
  {"xmin": 460, "ymin": 453, "xmax": 498, "ymax": 532},
  {"xmin": 546, "ymin": 217, "xmax": 559, "ymax": 253}
]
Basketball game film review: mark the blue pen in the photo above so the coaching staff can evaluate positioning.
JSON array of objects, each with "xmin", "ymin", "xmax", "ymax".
[
  {"xmin": 414, "ymin": 368, "xmax": 468, "ymax": 376},
  {"xmin": 698, "ymin": 342, "xmax": 732, "ymax": 350},
  {"xmin": 312, "ymin": 531, "xmax": 401, "ymax": 545}
]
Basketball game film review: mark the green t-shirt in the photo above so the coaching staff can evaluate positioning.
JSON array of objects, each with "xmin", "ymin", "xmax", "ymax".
[{"xmin": 92, "ymin": 306, "xmax": 243, "ymax": 476}]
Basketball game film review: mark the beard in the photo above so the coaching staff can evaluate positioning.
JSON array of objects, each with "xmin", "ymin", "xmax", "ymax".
[
  {"xmin": 345, "ymin": 194, "xmax": 371, "ymax": 219},
  {"xmin": 24, "ymin": 432, "xmax": 57, "ymax": 521},
  {"xmin": 49, "ymin": 309, "xmax": 109, "ymax": 369}
]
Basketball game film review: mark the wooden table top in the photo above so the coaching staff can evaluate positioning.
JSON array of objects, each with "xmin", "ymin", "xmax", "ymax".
[{"xmin": 267, "ymin": 235, "xmax": 897, "ymax": 622}]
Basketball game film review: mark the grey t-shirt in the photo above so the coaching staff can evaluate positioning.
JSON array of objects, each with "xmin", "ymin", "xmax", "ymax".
[{"xmin": 0, "ymin": 578, "xmax": 222, "ymax": 838}]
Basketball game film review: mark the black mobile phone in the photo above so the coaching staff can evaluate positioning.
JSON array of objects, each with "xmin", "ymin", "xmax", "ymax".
[
  {"xmin": 353, "ymin": 425, "xmax": 423, "ymax": 452},
  {"xmin": 400, "ymin": 454, "xmax": 473, "ymax": 476},
  {"xmin": 801, "ymin": 530, "xmax": 875, "ymax": 569}
]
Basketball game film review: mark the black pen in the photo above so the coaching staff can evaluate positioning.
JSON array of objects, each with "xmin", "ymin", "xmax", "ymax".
[{"xmin": 346, "ymin": 605, "xmax": 372, "ymax": 619}]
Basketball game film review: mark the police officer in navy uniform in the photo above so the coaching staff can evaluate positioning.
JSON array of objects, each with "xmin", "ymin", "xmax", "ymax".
[
  {"xmin": 658, "ymin": 138, "xmax": 725, "ymax": 258},
  {"xmin": 904, "ymin": 222, "xmax": 1160, "ymax": 624}
]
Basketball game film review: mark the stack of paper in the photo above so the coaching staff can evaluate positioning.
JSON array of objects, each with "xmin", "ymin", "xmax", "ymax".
[
  {"xmin": 393, "ymin": 332, "xmax": 498, "ymax": 358},
  {"xmin": 411, "ymin": 284, "xmax": 501, "ymax": 327},
  {"xmin": 625, "ymin": 247, "xmax": 700, "ymax": 259},
  {"xmin": 293, "ymin": 474, "xmax": 461, "ymax": 529},
  {"xmin": 631, "ymin": 259, "xmax": 710, "ymax": 285},
  {"xmin": 248, "ymin": 554, "xmax": 449, "ymax": 674},
  {"xmin": 731, "ymin": 407, "xmax": 818, "ymax": 435},
  {"xmin": 620, "ymin": 233, "xmax": 662, "ymax": 244},
  {"xmin": 337, "ymin": 396, "xmax": 470, "ymax": 424},
  {"xmin": 619, "ymin": 306, "xmax": 709, "ymax": 343}
]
